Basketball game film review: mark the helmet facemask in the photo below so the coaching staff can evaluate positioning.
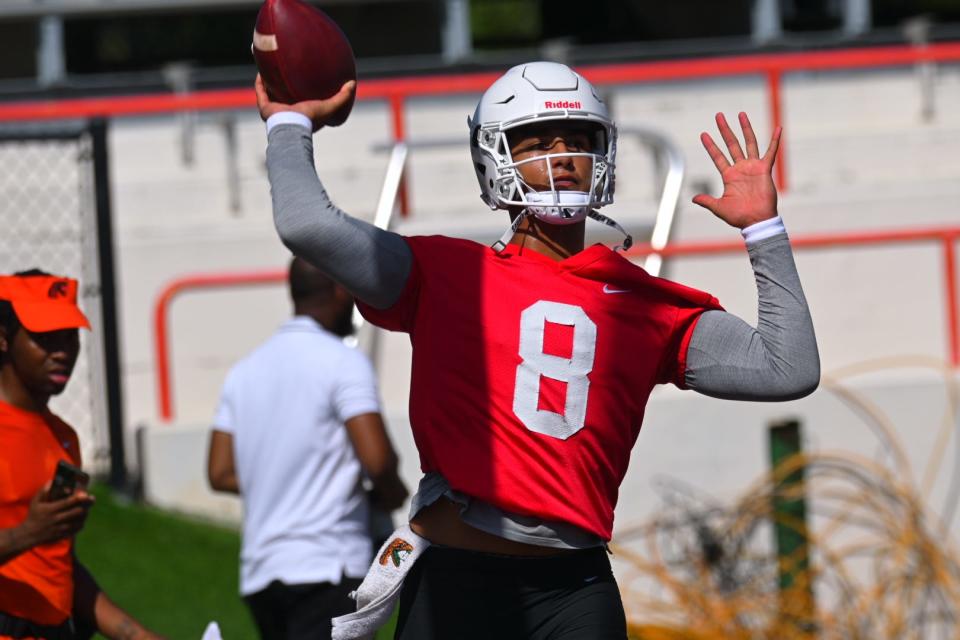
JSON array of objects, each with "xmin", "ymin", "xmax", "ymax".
[{"xmin": 477, "ymin": 120, "xmax": 616, "ymax": 226}]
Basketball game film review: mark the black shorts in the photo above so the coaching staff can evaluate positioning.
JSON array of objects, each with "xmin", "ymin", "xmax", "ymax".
[
  {"xmin": 0, "ymin": 610, "xmax": 75, "ymax": 640},
  {"xmin": 394, "ymin": 545, "xmax": 627, "ymax": 640},
  {"xmin": 243, "ymin": 577, "xmax": 363, "ymax": 640}
]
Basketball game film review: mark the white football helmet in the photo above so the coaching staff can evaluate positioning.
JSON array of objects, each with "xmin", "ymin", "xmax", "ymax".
[{"xmin": 468, "ymin": 62, "xmax": 631, "ymax": 251}]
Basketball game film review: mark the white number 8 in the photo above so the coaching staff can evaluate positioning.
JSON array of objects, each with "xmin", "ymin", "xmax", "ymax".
[{"xmin": 513, "ymin": 301, "xmax": 597, "ymax": 440}]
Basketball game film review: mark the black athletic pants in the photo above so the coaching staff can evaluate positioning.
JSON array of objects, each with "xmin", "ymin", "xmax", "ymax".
[
  {"xmin": 243, "ymin": 577, "xmax": 363, "ymax": 640},
  {"xmin": 0, "ymin": 611, "xmax": 77, "ymax": 640},
  {"xmin": 394, "ymin": 545, "xmax": 627, "ymax": 640}
]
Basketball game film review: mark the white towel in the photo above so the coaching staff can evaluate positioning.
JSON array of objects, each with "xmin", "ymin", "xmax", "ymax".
[
  {"xmin": 201, "ymin": 622, "xmax": 223, "ymax": 640},
  {"xmin": 331, "ymin": 524, "xmax": 430, "ymax": 640}
]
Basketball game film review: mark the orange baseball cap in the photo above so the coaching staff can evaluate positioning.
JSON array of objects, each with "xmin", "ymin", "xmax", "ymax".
[{"xmin": 0, "ymin": 274, "xmax": 91, "ymax": 332}]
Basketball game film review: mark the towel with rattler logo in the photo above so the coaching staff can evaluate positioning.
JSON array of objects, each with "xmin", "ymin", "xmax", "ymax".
[{"xmin": 331, "ymin": 524, "xmax": 430, "ymax": 640}]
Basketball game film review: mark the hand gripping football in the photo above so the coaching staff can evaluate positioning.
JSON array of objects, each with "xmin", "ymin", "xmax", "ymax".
[{"xmin": 253, "ymin": 0, "xmax": 357, "ymax": 124}]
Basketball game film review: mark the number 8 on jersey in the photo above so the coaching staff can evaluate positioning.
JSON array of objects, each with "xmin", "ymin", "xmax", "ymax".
[{"xmin": 513, "ymin": 300, "xmax": 597, "ymax": 440}]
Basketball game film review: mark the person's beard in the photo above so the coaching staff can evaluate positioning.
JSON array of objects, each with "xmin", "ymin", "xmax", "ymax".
[{"xmin": 330, "ymin": 303, "xmax": 356, "ymax": 337}]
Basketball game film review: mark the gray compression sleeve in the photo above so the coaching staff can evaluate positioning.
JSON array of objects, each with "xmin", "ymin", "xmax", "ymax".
[
  {"xmin": 266, "ymin": 124, "xmax": 413, "ymax": 309},
  {"xmin": 684, "ymin": 233, "xmax": 820, "ymax": 401}
]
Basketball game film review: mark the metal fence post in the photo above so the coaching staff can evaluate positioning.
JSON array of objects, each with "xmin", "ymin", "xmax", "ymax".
[
  {"xmin": 769, "ymin": 418, "xmax": 815, "ymax": 632},
  {"xmin": 91, "ymin": 118, "xmax": 127, "ymax": 490}
]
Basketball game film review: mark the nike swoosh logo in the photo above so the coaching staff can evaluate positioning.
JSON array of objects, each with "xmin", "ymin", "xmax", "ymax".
[
  {"xmin": 602, "ymin": 285, "xmax": 630, "ymax": 294},
  {"xmin": 584, "ymin": 575, "xmax": 599, "ymax": 583}
]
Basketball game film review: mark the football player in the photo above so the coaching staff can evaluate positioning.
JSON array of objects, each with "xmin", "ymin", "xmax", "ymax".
[{"xmin": 256, "ymin": 62, "xmax": 818, "ymax": 639}]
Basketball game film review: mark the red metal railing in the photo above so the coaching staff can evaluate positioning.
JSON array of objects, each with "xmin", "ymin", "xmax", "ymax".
[
  {"xmin": 154, "ymin": 270, "xmax": 287, "ymax": 421},
  {"xmin": 1, "ymin": 42, "xmax": 959, "ymax": 193},
  {"xmin": 153, "ymin": 225, "xmax": 960, "ymax": 422}
]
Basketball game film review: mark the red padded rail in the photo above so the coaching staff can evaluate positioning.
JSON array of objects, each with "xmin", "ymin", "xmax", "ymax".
[{"xmin": 2, "ymin": 42, "xmax": 959, "ymax": 195}]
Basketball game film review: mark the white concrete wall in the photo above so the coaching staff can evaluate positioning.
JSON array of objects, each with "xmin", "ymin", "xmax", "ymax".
[
  {"xmin": 138, "ymin": 423, "xmax": 242, "ymax": 524},
  {"xmin": 111, "ymin": 64, "xmax": 960, "ymax": 521}
]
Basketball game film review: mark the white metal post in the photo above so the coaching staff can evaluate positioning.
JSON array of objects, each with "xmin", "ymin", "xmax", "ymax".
[
  {"xmin": 442, "ymin": 0, "xmax": 472, "ymax": 63},
  {"xmin": 843, "ymin": 0, "xmax": 871, "ymax": 36},
  {"xmin": 37, "ymin": 14, "xmax": 66, "ymax": 87},
  {"xmin": 752, "ymin": 0, "xmax": 782, "ymax": 44}
]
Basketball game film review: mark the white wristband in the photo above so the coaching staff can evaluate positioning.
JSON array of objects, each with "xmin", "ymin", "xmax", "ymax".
[
  {"xmin": 741, "ymin": 216, "xmax": 786, "ymax": 245},
  {"xmin": 266, "ymin": 112, "xmax": 312, "ymax": 134}
]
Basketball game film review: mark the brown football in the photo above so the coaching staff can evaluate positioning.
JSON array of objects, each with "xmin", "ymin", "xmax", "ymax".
[{"xmin": 252, "ymin": 0, "xmax": 356, "ymax": 124}]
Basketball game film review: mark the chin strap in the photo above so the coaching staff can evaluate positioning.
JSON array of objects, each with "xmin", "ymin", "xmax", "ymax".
[
  {"xmin": 588, "ymin": 210, "xmax": 633, "ymax": 252},
  {"xmin": 491, "ymin": 209, "xmax": 634, "ymax": 254},
  {"xmin": 491, "ymin": 211, "xmax": 530, "ymax": 254}
]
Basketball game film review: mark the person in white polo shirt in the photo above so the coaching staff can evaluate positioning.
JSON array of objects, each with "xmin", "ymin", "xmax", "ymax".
[{"xmin": 207, "ymin": 256, "xmax": 408, "ymax": 640}]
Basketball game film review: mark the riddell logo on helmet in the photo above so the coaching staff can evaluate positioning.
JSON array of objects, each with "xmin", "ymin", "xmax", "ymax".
[{"xmin": 544, "ymin": 100, "xmax": 581, "ymax": 109}]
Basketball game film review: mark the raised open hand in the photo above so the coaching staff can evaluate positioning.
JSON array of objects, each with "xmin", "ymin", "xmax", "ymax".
[
  {"xmin": 255, "ymin": 74, "xmax": 356, "ymax": 132},
  {"xmin": 692, "ymin": 112, "xmax": 781, "ymax": 229}
]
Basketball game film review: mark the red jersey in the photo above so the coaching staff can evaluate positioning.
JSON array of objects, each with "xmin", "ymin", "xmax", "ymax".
[
  {"xmin": 0, "ymin": 401, "xmax": 82, "ymax": 626},
  {"xmin": 358, "ymin": 236, "xmax": 722, "ymax": 539}
]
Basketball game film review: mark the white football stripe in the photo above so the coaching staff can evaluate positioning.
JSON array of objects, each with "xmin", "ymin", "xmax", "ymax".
[{"xmin": 253, "ymin": 30, "xmax": 278, "ymax": 52}]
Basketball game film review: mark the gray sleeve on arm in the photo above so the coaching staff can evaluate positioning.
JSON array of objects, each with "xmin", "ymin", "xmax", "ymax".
[
  {"xmin": 684, "ymin": 233, "xmax": 820, "ymax": 401},
  {"xmin": 266, "ymin": 124, "xmax": 413, "ymax": 309}
]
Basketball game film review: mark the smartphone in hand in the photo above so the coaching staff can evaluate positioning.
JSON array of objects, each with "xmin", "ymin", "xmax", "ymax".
[{"xmin": 49, "ymin": 460, "xmax": 90, "ymax": 500}]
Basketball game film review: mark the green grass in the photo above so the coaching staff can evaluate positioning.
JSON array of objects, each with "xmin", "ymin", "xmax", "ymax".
[
  {"xmin": 74, "ymin": 484, "xmax": 398, "ymax": 639},
  {"xmin": 75, "ymin": 484, "xmax": 257, "ymax": 639}
]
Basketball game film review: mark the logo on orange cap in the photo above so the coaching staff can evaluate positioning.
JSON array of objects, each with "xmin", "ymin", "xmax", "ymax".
[
  {"xmin": 48, "ymin": 281, "xmax": 69, "ymax": 300},
  {"xmin": 0, "ymin": 274, "xmax": 91, "ymax": 333}
]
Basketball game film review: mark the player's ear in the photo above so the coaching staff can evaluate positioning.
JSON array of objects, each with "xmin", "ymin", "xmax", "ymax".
[{"xmin": 0, "ymin": 326, "xmax": 8, "ymax": 356}]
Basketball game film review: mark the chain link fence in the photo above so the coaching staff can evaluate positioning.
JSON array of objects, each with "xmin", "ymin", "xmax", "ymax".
[{"xmin": 0, "ymin": 123, "xmax": 111, "ymax": 475}]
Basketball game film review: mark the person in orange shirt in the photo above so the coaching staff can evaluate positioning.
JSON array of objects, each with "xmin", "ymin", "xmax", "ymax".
[{"xmin": 0, "ymin": 270, "xmax": 162, "ymax": 640}]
